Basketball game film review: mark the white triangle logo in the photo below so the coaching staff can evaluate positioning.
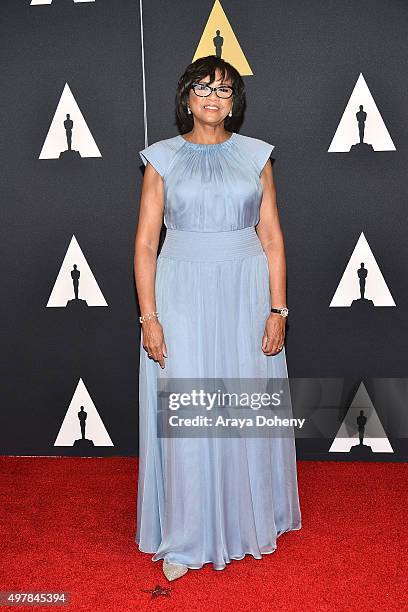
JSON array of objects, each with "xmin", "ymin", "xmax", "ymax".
[
  {"xmin": 328, "ymin": 73, "xmax": 396, "ymax": 152},
  {"xmin": 330, "ymin": 232, "xmax": 396, "ymax": 307},
  {"xmin": 47, "ymin": 235, "xmax": 108, "ymax": 307},
  {"xmin": 55, "ymin": 378, "xmax": 113, "ymax": 447},
  {"xmin": 329, "ymin": 381, "xmax": 393, "ymax": 453},
  {"xmin": 39, "ymin": 82, "xmax": 101, "ymax": 159}
]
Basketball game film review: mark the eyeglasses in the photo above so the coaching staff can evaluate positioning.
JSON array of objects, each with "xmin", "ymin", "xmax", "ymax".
[{"xmin": 191, "ymin": 82, "xmax": 234, "ymax": 99}]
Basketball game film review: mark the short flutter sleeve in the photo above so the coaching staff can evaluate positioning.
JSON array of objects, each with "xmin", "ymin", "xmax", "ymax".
[
  {"xmin": 139, "ymin": 140, "xmax": 173, "ymax": 178},
  {"xmin": 253, "ymin": 139, "xmax": 276, "ymax": 175}
]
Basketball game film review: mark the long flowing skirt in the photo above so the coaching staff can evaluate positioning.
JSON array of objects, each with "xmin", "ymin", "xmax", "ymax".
[{"xmin": 136, "ymin": 226, "xmax": 301, "ymax": 570}]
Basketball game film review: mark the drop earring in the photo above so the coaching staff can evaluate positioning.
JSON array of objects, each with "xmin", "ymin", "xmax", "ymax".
[
  {"xmin": 228, "ymin": 110, "xmax": 232, "ymax": 117},
  {"xmin": 187, "ymin": 106, "xmax": 191, "ymax": 114}
]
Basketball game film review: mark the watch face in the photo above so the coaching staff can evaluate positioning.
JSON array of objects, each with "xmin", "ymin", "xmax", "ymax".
[{"xmin": 281, "ymin": 308, "xmax": 289, "ymax": 317}]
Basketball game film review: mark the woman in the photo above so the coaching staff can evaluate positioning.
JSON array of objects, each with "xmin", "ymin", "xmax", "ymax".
[{"xmin": 134, "ymin": 55, "xmax": 301, "ymax": 581}]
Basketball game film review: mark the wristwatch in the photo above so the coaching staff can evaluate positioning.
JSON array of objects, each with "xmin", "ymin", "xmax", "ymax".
[{"xmin": 271, "ymin": 307, "xmax": 289, "ymax": 318}]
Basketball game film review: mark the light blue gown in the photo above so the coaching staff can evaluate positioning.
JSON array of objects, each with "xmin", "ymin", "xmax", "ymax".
[{"xmin": 136, "ymin": 131, "xmax": 302, "ymax": 570}]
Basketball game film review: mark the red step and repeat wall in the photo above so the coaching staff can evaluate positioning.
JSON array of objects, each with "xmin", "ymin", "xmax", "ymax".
[{"xmin": 1, "ymin": 0, "xmax": 407, "ymax": 461}]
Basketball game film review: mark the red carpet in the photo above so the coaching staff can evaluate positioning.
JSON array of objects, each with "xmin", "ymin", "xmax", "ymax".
[{"xmin": 0, "ymin": 457, "xmax": 406, "ymax": 611}]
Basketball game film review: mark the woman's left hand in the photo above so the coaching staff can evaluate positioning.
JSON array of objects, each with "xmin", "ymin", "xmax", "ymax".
[{"xmin": 261, "ymin": 313, "xmax": 286, "ymax": 355}]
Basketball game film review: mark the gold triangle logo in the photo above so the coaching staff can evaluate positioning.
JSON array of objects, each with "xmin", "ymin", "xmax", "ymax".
[{"xmin": 193, "ymin": 0, "xmax": 253, "ymax": 75}]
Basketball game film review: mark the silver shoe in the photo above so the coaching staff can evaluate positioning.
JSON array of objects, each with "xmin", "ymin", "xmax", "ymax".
[{"xmin": 162, "ymin": 557, "xmax": 189, "ymax": 581}]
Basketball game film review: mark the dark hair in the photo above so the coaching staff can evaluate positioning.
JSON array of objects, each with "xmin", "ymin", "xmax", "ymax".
[{"xmin": 175, "ymin": 55, "xmax": 246, "ymax": 134}]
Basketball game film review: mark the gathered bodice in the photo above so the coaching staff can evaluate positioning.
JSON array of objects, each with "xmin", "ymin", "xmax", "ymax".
[{"xmin": 139, "ymin": 132, "xmax": 275, "ymax": 232}]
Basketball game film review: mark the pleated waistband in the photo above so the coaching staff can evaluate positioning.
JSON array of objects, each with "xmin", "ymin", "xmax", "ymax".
[{"xmin": 159, "ymin": 226, "xmax": 265, "ymax": 262}]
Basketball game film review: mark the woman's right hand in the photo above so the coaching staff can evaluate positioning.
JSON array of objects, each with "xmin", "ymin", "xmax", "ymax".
[{"xmin": 141, "ymin": 319, "xmax": 167, "ymax": 369}]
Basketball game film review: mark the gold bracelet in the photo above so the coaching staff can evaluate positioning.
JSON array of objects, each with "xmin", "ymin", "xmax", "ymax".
[{"xmin": 139, "ymin": 311, "xmax": 159, "ymax": 323}]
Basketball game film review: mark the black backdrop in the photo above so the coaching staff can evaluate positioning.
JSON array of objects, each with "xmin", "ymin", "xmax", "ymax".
[{"xmin": 1, "ymin": 0, "xmax": 407, "ymax": 461}]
